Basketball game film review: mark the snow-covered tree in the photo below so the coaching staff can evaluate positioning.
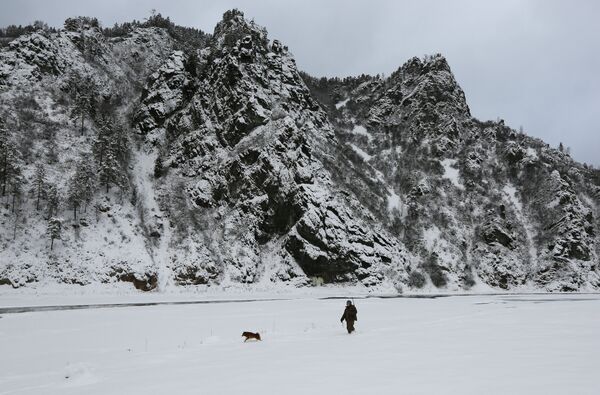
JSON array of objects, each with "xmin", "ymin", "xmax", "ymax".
[
  {"xmin": 0, "ymin": 125, "xmax": 20, "ymax": 197},
  {"xmin": 67, "ymin": 73, "xmax": 97, "ymax": 135},
  {"xmin": 9, "ymin": 171, "xmax": 24, "ymax": 213},
  {"xmin": 66, "ymin": 175, "xmax": 82, "ymax": 220},
  {"xmin": 98, "ymin": 149, "xmax": 123, "ymax": 193},
  {"xmin": 71, "ymin": 92, "xmax": 93, "ymax": 135},
  {"xmin": 154, "ymin": 153, "xmax": 164, "ymax": 178},
  {"xmin": 47, "ymin": 216, "xmax": 63, "ymax": 250},
  {"xmin": 46, "ymin": 184, "xmax": 60, "ymax": 219},
  {"xmin": 46, "ymin": 138, "xmax": 58, "ymax": 164},
  {"xmin": 78, "ymin": 159, "xmax": 96, "ymax": 211},
  {"xmin": 67, "ymin": 159, "xmax": 97, "ymax": 219},
  {"xmin": 92, "ymin": 117, "xmax": 112, "ymax": 164},
  {"xmin": 93, "ymin": 117, "xmax": 129, "ymax": 193},
  {"xmin": 12, "ymin": 205, "xmax": 22, "ymax": 240},
  {"xmin": 34, "ymin": 162, "xmax": 46, "ymax": 211},
  {"xmin": 111, "ymin": 122, "xmax": 130, "ymax": 166}
]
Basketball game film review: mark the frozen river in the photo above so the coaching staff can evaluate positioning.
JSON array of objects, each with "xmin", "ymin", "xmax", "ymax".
[{"xmin": 1, "ymin": 294, "xmax": 599, "ymax": 394}]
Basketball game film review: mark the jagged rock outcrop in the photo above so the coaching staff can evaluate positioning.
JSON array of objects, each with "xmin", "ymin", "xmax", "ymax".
[
  {"xmin": 141, "ymin": 10, "xmax": 410, "ymax": 288},
  {"xmin": 135, "ymin": 50, "xmax": 195, "ymax": 136}
]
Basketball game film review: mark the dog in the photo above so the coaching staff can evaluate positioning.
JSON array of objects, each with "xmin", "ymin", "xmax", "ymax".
[{"xmin": 242, "ymin": 331, "xmax": 261, "ymax": 342}]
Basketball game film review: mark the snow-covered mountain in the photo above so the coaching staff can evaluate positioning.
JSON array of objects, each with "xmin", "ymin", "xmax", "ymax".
[{"xmin": 1, "ymin": 10, "xmax": 598, "ymax": 292}]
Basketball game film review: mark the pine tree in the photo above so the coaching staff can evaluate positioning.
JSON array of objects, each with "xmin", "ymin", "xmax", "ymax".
[
  {"xmin": 67, "ymin": 174, "xmax": 82, "ymax": 220},
  {"xmin": 67, "ymin": 159, "xmax": 97, "ymax": 219},
  {"xmin": 0, "ymin": 125, "xmax": 19, "ymax": 197},
  {"xmin": 93, "ymin": 118, "xmax": 129, "ymax": 193},
  {"xmin": 92, "ymin": 117, "xmax": 112, "ymax": 165},
  {"xmin": 47, "ymin": 216, "xmax": 63, "ymax": 250},
  {"xmin": 13, "ymin": 204, "xmax": 21, "ymax": 240},
  {"xmin": 67, "ymin": 73, "xmax": 97, "ymax": 135},
  {"xmin": 46, "ymin": 138, "xmax": 58, "ymax": 164},
  {"xmin": 154, "ymin": 154, "xmax": 164, "ymax": 178},
  {"xmin": 98, "ymin": 149, "xmax": 122, "ymax": 193},
  {"xmin": 71, "ymin": 92, "xmax": 92, "ymax": 135},
  {"xmin": 78, "ymin": 159, "xmax": 96, "ymax": 212},
  {"xmin": 10, "ymin": 171, "xmax": 24, "ymax": 213},
  {"xmin": 111, "ymin": 122, "xmax": 130, "ymax": 166},
  {"xmin": 34, "ymin": 162, "xmax": 46, "ymax": 210},
  {"xmin": 0, "ymin": 126, "xmax": 8, "ymax": 195},
  {"xmin": 46, "ymin": 184, "xmax": 60, "ymax": 219}
]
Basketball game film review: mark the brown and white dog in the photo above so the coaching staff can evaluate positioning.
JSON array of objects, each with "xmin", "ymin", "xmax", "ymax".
[{"xmin": 242, "ymin": 331, "xmax": 261, "ymax": 342}]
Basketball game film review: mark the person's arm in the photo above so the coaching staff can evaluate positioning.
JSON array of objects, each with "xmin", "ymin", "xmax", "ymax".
[{"xmin": 340, "ymin": 308, "xmax": 346, "ymax": 322}]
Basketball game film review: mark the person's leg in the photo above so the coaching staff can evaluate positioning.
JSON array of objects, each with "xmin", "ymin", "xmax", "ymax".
[{"xmin": 347, "ymin": 320, "xmax": 355, "ymax": 333}]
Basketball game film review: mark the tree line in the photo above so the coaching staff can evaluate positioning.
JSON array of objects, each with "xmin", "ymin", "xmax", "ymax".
[{"xmin": 1, "ymin": 10, "xmax": 207, "ymax": 50}]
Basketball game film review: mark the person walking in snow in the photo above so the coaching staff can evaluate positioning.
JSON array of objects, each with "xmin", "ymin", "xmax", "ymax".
[{"xmin": 340, "ymin": 300, "xmax": 358, "ymax": 334}]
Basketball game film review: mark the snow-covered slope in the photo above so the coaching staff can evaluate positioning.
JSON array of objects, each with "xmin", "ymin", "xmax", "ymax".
[
  {"xmin": 1, "ymin": 11, "xmax": 599, "ymax": 292},
  {"xmin": 0, "ymin": 19, "xmax": 176, "ymax": 289}
]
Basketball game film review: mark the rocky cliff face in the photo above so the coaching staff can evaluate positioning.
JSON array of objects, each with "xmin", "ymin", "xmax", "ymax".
[
  {"xmin": 138, "ymin": 10, "xmax": 410, "ymax": 288},
  {"xmin": 303, "ymin": 54, "xmax": 600, "ymax": 291},
  {"xmin": 1, "ymin": 11, "xmax": 598, "ymax": 292}
]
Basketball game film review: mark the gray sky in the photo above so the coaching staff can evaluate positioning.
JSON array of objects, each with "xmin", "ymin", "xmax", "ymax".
[{"xmin": 2, "ymin": 0, "xmax": 599, "ymax": 165}]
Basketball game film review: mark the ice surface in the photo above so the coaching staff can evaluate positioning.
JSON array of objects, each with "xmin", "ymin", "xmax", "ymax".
[{"xmin": 1, "ymin": 294, "xmax": 598, "ymax": 395}]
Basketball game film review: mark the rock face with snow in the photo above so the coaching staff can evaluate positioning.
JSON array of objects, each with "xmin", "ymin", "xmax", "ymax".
[
  {"xmin": 139, "ymin": 10, "xmax": 409, "ymax": 287},
  {"xmin": 303, "ymin": 54, "xmax": 600, "ymax": 291},
  {"xmin": 0, "ymin": 11, "xmax": 599, "ymax": 292}
]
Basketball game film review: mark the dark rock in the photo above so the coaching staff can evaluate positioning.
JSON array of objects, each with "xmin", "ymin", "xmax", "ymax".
[
  {"xmin": 118, "ymin": 272, "xmax": 158, "ymax": 291},
  {"xmin": 482, "ymin": 223, "xmax": 514, "ymax": 249},
  {"xmin": 0, "ymin": 278, "xmax": 15, "ymax": 288}
]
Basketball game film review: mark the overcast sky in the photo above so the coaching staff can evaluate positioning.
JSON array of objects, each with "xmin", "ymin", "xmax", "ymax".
[{"xmin": 2, "ymin": 0, "xmax": 599, "ymax": 165}]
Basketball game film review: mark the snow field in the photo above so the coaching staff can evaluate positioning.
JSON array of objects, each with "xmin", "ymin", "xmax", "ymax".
[{"xmin": 0, "ymin": 294, "xmax": 599, "ymax": 394}]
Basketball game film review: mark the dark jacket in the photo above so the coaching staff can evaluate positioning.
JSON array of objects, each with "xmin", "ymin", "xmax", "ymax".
[{"xmin": 341, "ymin": 305, "xmax": 358, "ymax": 322}]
